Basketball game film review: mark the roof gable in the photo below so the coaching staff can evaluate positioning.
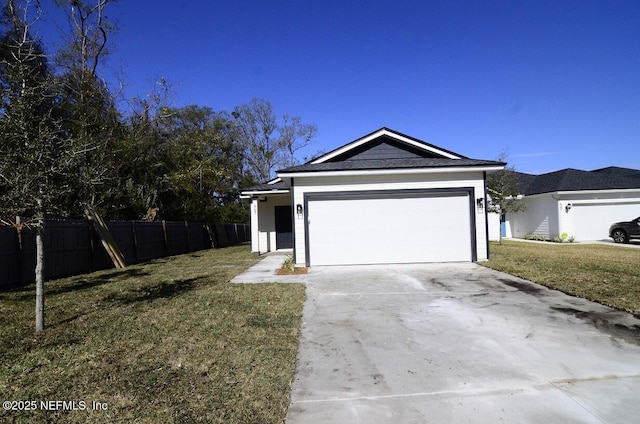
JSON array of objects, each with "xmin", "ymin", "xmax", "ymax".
[
  {"xmin": 312, "ymin": 127, "xmax": 464, "ymax": 164},
  {"xmin": 276, "ymin": 127, "xmax": 504, "ymax": 175},
  {"xmin": 327, "ymin": 135, "xmax": 445, "ymax": 162}
]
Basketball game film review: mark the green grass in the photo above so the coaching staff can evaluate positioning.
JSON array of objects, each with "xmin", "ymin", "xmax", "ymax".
[
  {"xmin": 483, "ymin": 240, "xmax": 640, "ymax": 316},
  {"xmin": 0, "ymin": 245, "xmax": 306, "ymax": 423}
]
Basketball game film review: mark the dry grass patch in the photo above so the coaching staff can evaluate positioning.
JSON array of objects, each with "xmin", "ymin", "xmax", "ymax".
[
  {"xmin": 483, "ymin": 241, "xmax": 640, "ymax": 316},
  {"xmin": 0, "ymin": 245, "xmax": 305, "ymax": 423}
]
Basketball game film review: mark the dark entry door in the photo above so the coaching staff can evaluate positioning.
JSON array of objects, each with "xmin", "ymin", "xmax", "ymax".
[{"xmin": 274, "ymin": 205, "xmax": 293, "ymax": 249}]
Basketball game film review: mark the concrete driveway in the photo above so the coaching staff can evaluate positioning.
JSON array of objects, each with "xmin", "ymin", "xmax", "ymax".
[{"xmin": 285, "ymin": 263, "xmax": 640, "ymax": 423}]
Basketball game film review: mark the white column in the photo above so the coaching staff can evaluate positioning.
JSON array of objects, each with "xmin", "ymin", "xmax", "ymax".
[{"xmin": 250, "ymin": 198, "xmax": 260, "ymax": 254}]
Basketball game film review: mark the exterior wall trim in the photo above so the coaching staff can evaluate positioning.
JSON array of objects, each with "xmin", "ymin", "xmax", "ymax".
[
  {"xmin": 483, "ymin": 171, "xmax": 490, "ymax": 258},
  {"xmin": 290, "ymin": 178, "xmax": 296, "ymax": 261},
  {"xmin": 240, "ymin": 189, "xmax": 290, "ymax": 197}
]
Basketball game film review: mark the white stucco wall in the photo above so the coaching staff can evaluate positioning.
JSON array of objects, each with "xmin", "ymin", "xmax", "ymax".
[
  {"xmin": 251, "ymin": 194, "xmax": 291, "ymax": 254},
  {"xmin": 289, "ymin": 171, "xmax": 489, "ymax": 265},
  {"xmin": 488, "ymin": 211, "xmax": 501, "ymax": 241},
  {"xmin": 506, "ymin": 193, "xmax": 558, "ymax": 239}
]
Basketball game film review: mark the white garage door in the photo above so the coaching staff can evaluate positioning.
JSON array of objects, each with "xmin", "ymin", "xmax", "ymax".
[
  {"xmin": 307, "ymin": 192, "xmax": 473, "ymax": 265},
  {"xmin": 572, "ymin": 202, "xmax": 640, "ymax": 240}
]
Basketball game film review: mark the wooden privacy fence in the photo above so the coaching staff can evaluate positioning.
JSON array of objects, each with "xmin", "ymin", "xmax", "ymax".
[{"xmin": 0, "ymin": 220, "xmax": 250, "ymax": 289}]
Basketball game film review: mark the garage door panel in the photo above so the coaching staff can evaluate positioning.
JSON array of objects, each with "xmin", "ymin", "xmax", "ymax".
[
  {"xmin": 572, "ymin": 203, "xmax": 640, "ymax": 240},
  {"xmin": 307, "ymin": 193, "xmax": 472, "ymax": 265}
]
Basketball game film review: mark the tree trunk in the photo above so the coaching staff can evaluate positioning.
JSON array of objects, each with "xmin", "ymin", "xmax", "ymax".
[{"xmin": 35, "ymin": 225, "xmax": 45, "ymax": 332}]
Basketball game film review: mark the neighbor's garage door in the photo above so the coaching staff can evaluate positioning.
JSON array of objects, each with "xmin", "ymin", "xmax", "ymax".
[
  {"xmin": 307, "ymin": 191, "xmax": 474, "ymax": 265},
  {"xmin": 572, "ymin": 202, "xmax": 640, "ymax": 240}
]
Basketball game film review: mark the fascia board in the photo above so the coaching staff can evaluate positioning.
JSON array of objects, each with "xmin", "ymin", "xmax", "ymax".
[
  {"xmin": 240, "ymin": 189, "xmax": 290, "ymax": 196},
  {"xmin": 311, "ymin": 128, "xmax": 461, "ymax": 163},
  {"xmin": 278, "ymin": 165, "xmax": 505, "ymax": 179},
  {"xmin": 520, "ymin": 188, "xmax": 640, "ymax": 199},
  {"xmin": 564, "ymin": 198, "xmax": 640, "ymax": 205},
  {"xmin": 555, "ymin": 188, "xmax": 640, "ymax": 196}
]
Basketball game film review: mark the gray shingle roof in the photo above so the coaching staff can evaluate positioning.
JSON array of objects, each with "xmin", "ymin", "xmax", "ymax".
[
  {"xmin": 277, "ymin": 157, "xmax": 504, "ymax": 173},
  {"xmin": 243, "ymin": 128, "xmax": 504, "ymax": 193},
  {"xmin": 243, "ymin": 180, "xmax": 289, "ymax": 192},
  {"xmin": 516, "ymin": 167, "xmax": 640, "ymax": 195}
]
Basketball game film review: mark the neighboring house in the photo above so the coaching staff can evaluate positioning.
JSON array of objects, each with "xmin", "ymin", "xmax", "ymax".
[
  {"xmin": 503, "ymin": 167, "xmax": 640, "ymax": 241},
  {"xmin": 240, "ymin": 128, "xmax": 505, "ymax": 266}
]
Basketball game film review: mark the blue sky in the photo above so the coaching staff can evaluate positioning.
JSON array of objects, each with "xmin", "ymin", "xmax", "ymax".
[{"xmin": 36, "ymin": 0, "xmax": 640, "ymax": 174}]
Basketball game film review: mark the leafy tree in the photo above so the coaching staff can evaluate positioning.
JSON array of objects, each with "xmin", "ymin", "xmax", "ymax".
[
  {"xmin": 102, "ymin": 80, "xmax": 174, "ymax": 219},
  {"xmin": 0, "ymin": 0, "xmax": 79, "ymax": 331},
  {"xmin": 486, "ymin": 152, "xmax": 526, "ymax": 243},
  {"xmin": 232, "ymin": 98, "xmax": 317, "ymax": 182},
  {"xmin": 0, "ymin": 0, "xmax": 119, "ymax": 331},
  {"xmin": 157, "ymin": 105, "xmax": 245, "ymax": 221}
]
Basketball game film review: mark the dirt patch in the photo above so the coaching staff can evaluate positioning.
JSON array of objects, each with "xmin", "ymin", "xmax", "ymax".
[
  {"xmin": 276, "ymin": 267, "xmax": 308, "ymax": 276},
  {"xmin": 429, "ymin": 278, "xmax": 452, "ymax": 291},
  {"xmin": 499, "ymin": 278, "xmax": 544, "ymax": 296},
  {"xmin": 552, "ymin": 307, "xmax": 640, "ymax": 345}
]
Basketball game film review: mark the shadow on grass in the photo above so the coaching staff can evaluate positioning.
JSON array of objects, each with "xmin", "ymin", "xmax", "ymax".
[
  {"xmin": 42, "ymin": 278, "xmax": 200, "ymax": 330},
  {"xmin": 49, "ymin": 313, "xmax": 84, "ymax": 328},
  {"xmin": 101, "ymin": 277, "xmax": 203, "ymax": 305},
  {"xmin": 0, "ymin": 268, "xmax": 152, "ymax": 300},
  {"xmin": 48, "ymin": 268, "xmax": 152, "ymax": 295},
  {"xmin": 43, "ymin": 277, "xmax": 204, "ymax": 329}
]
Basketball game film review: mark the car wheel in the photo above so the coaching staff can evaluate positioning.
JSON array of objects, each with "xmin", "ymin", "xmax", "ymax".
[{"xmin": 611, "ymin": 229, "xmax": 628, "ymax": 243}]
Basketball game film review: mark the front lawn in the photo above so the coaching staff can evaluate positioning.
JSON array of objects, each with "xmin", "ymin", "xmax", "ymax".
[
  {"xmin": 0, "ymin": 245, "xmax": 305, "ymax": 423},
  {"xmin": 483, "ymin": 240, "xmax": 640, "ymax": 316}
]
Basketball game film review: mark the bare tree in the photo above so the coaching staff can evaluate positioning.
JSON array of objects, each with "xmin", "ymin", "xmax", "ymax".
[
  {"xmin": 231, "ymin": 98, "xmax": 317, "ymax": 182},
  {"xmin": 54, "ymin": 0, "xmax": 120, "ymax": 211}
]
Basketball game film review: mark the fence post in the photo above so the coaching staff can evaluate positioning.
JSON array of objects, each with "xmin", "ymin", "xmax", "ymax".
[
  {"xmin": 16, "ymin": 216, "xmax": 24, "ymax": 285},
  {"xmin": 205, "ymin": 223, "xmax": 217, "ymax": 248},
  {"xmin": 202, "ymin": 223, "xmax": 211, "ymax": 249},
  {"xmin": 161, "ymin": 220, "xmax": 168, "ymax": 256},
  {"xmin": 132, "ymin": 221, "xmax": 139, "ymax": 264},
  {"xmin": 185, "ymin": 221, "xmax": 190, "ymax": 252},
  {"xmin": 89, "ymin": 220, "xmax": 96, "ymax": 272}
]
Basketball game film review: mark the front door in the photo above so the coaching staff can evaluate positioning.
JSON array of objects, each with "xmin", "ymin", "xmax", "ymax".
[{"xmin": 275, "ymin": 205, "xmax": 293, "ymax": 249}]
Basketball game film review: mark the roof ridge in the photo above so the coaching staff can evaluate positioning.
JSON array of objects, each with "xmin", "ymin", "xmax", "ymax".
[{"xmin": 522, "ymin": 166, "xmax": 640, "ymax": 195}]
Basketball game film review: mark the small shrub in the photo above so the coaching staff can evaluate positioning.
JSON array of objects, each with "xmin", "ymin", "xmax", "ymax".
[
  {"xmin": 524, "ymin": 233, "xmax": 533, "ymax": 240},
  {"xmin": 551, "ymin": 233, "xmax": 575, "ymax": 243},
  {"xmin": 282, "ymin": 255, "xmax": 295, "ymax": 272}
]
